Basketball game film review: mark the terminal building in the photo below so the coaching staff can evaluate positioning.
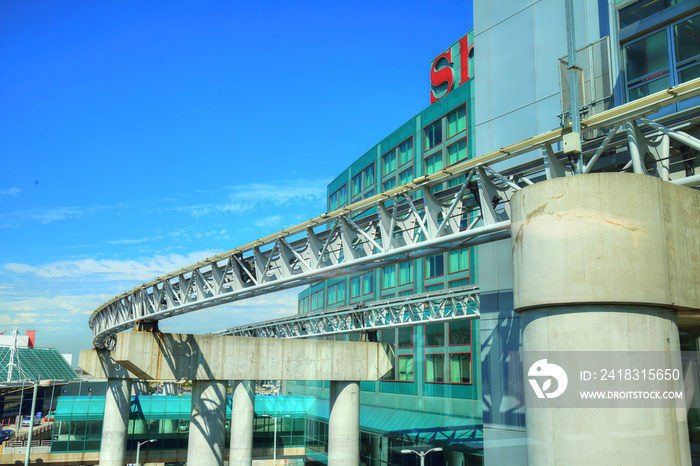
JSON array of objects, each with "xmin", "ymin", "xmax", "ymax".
[{"xmin": 10, "ymin": 0, "xmax": 700, "ymax": 465}]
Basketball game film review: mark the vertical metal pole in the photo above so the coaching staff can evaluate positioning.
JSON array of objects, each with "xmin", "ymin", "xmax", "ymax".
[
  {"xmin": 17, "ymin": 381, "xmax": 25, "ymax": 428},
  {"xmin": 136, "ymin": 441, "xmax": 141, "ymax": 466},
  {"xmin": 49, "ymin": 384, "xmax": 55, "ymax": 416},
  {"xmin": 24, "ymin": 383, "xmax": 38, "ymax": 466},
  {"xmin": 565, "ymin": 0, "xmax": 583, "ymax": 174},
  {"xmin": 273, "ymin": 416, "xmax": 278, "ymax": 465}
]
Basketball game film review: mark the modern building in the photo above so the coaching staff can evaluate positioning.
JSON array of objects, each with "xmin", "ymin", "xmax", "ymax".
[
  {"xmin": 288, "ymin": 1, "xmax": 700, "ymax": 465},
  {"xmin": 22, "ymin": 1, "xmax": 700, "ymax": 465}
]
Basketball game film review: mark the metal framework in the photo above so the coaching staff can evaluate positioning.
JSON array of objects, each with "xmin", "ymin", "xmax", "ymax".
[
  {"xmin": 213, "ymin": 286, "xmax": 479, "ymax": 339},
  {"xmin": 89, "ymin": 78, "xmax": 700, "ymax": 349}
]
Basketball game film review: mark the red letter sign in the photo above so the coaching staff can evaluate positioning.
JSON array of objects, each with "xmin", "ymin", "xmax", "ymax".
[{"xmin": 430, "ymin": 50, "xmax": 453, "ymax": 104}]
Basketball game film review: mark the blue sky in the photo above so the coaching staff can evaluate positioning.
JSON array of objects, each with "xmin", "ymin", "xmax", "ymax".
[{"xmin": 0, "ymin": 1, "xmax": 473, "ymax": 363}]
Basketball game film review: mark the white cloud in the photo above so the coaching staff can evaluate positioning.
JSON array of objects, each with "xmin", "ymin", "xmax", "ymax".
[
  {"xmin": 4, "ymin": 250, "xmax": 221, "ymax": 282},
  {"xmin": 254, "ymin": 215, "xmax": 283, "ymax": 228},
  {"xmin": 0, "ymin": 187, "xmax": 21, "ymax": 200},
  {"xmin": 177, "ymin": 178, "xmax": 328, "ymax": 217}
]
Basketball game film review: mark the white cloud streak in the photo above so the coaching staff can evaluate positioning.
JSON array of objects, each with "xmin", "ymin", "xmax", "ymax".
[
  {"xmin": 177, "ymin": 179, "xmax": 328, "ymax": 217},
  {"xmin": 0, "ymin": 187, "xmax": 21, "ymax": 200},
  {"xmin": 4, "ymin": 250, "xmax": 221, "ymax": 282}
]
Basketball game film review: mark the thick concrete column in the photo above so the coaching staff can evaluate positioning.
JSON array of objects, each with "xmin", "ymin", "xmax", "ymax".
[
  {"xmin": 99, "ymin": 378, "xmax": 132, "ymax": 466},
  {"xmin": 511, "ymin": 174, "xmax": 699, "ymax": 466},
  {"xmin": 187, "ymin": 380, "xmax": 228, "ymax": 466},
  {"xmin": 131, "ymin": 379, "xmax": 150, "ymax": 396},
  {"xmin": 163, "ymin": 382, "xmax": 179, "ymax": 395},
  {"xmin": 328, "ymin": 380, "xmax": 360, "ymax": 465},
  {"xmin": 229, "ymin": 380, "xmax": 255, "ymax": 466}
]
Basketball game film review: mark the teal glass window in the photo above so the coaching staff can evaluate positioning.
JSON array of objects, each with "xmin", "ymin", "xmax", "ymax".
[
  {"xmin": 424, "ymin": 120, "xmax": 442, "ymax": 150},
  {"xmin": 398, "ymin": 261, "xmax": 413, "ymax": 285},
  {"xmin": 675, "ymin": 14, "xmax": 700, "ymax": 82},
  {"xmin": 447, "ymin": 138, "xmax": 467, "ymax": 166},
  {"xmin": 447, "ymin": 105, "xmax": 466, "ymax": 137},
  {"xmin": 398, "ymin": 355, "xmax": 414, "ymax": 381},
  {"xmin": 449, "ymin": 353, "xmax": 472, "ymax": 383},
  {"xmin": 425, "ymin": 323, "xmax": 445, "ymax": 347},
  {"xmin": 350, "ymin": 276, "xmax": 361, "ymax": 298},
  {"xmin": 426, "ymin": 354, "xmax": 446, "ymax": 382},
  {"xmin": 383, "ymin": 150, "xmax": 396, "ymax": 176},
  {"xmin": 619, "ymin": 0, "xmax": 690, "ymax": 28},
  {"xmin": 425, "ymin": 254, "xmax": 444, "ymax": 278},
  {"xmin": 398, "ymin": 327, "xmax": 413, "ymax": 348},
  {"xmin": 383, "ymin": 177, "xmax": 397, "ymax": 192},
  {"xmin": 424, "ymin": 151, "xmax": 443, "ymax": 175},
  {"xmin": 398, "ymin": 138, "xmax": 413, "ymax": 166},
  {"xmin": 381, "ymin": 265, "xmax": 396, "ymax": 289},
  {"xmin": 448, "ymin": 248, "xmax": 469, "ymax": 273},
  {"xmin": 398, "ymin": 167, "xmax": 413, "ymax": 185},
  {"xmin": 449, "ymin": 320, "xmax": 471, "ymax": 346}
]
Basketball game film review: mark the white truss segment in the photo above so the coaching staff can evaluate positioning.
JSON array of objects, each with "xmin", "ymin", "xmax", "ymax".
[
  {"xmin": 212, "ymin": 287, "xmax": 480, "ymax": 339},
  {"xmin": 89, "ymin": 78, "xmax": 700, "ymax": 349}
]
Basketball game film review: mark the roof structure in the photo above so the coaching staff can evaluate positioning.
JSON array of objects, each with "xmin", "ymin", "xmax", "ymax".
[{"xmin": 0, "ymin": 346, "xmax": 79, "ymax": 384}]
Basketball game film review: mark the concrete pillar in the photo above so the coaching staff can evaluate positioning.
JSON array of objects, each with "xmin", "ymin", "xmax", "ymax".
[
  {"xmin": 131, "ymin": 380, "xmax": 150, "ymax": 396},
  {"xmin": 511, "ymin": 174, "xmax": 699, "ymax": 466},
  {"xmin": 99, "ymin": 378, "xmax": 132, "ymax": 466},
  {"xmin": 328, "ymin": 380, "xmax": 360, "ymax": 465},
  {"xmin": 187, "ymin": 380, "xmax": 227, "ymax": 466},
  {"xmin": 163, "ymin": 382, "xmax": 178, "ymax": 395},
  {"xmin": 445, "ymin": 450, "xmax": 464, "ymax": 466},
  {"xmin": 229, "ymin": 380, "xmax": 255, "ymax": 466}
]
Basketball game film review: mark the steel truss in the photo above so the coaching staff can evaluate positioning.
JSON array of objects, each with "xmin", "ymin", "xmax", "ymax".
[
  {"xmin": 90, "ymin": 78, "xmax": 700, "ymax": 349},
  {"xmin": 213, "ymin": 287, "xmax": 479, "ymax": 339}
]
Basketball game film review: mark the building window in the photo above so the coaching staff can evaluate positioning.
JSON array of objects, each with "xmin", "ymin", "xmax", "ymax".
[
  {"xmin": 310, "ymin": 290, "xmax": 324, "ymax": 312},
  {"xmin": 426, "ymin": 354, "xmax": 446, "ymax": 383},
  {"xmin": 398, "ymin": 355, "xmax": 414, "ymax": 381},
  {"xmin": 298, "ymin": 296, "xmax": 309, "ymax": 314},
  {"xmin": 383, "ymin": 177, "xmax": 397, "ymax": 191},
  {"xmin": 619, "ymin": 0, "xmax": 692, "ymax": 28},
  {"xmin": 350, "ymin": 272, "xmax": 373, "ymax": 300},
  {"xmin": 448, "ymin": 248, "xmax": 469, "ymax": 273},
  {"xmin": 448, "ymin": 320, "xmax": 471, "ymax": 346},
  {"xmin": 447, "ymin": 105, "xmax": 466, "ymax": 138},
  {"xmin": 424, "ymin": 120, "xmax": 443, "ymax": 151},
  {"xmin": 327, "ymin": 282, "xmax": 345, "ymax": 306},
  {"xmin": 383, "ymin": 150, "xmax": 396, "ymax": 176},
  {"xmin": 351, "ymin": 164, "xmax": 375, "ymax": 199},
  {"xmin": 329, "ymin": 185, "xmax": 347, "ymax": 212},
  {"xmin": 424, "ymin": 151, "xmax": 443, "ymax": 175},
  {"xmin": 449, "ymin": 353, "xmax": 472, "ymax": 383},
  {"xmin": 624, "ymin": 12, "xmax": 700, "ymax": 101},
  {"xmin": 447, "ymin": 138, "xmax": 467, "ymax": 166},
  {"xmin": 350, "ymin": 275, "xmax": 361, "ymax": 298},
  {"xmin": 425, "ymin": 323, "xmax": 445, "ymax": 347},
  {"xmin": 398, "ymin": 167, "xmax": 413, "ymax": 185},
  {"xmin": 398, "ymin": 138, "xmax": 414, "ymax": 166},
  {"xmin": 398, "ymin": 326, "xmax": 414, "ymax": 349},
  {"xmin": 398, "ymin": 261, "xmax": 413, "ymax": 285},
  {"xmin": 382, "ymin": 265, "xmax": 396, "ymax": 289},
  {"xmin": 425, "ymin": 254, "xmax": 444, "ymax": 279}
]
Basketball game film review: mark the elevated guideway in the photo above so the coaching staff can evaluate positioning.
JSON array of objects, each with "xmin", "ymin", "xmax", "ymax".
[{"xmin": 89, "ymin": 78, "xmax": 700, "ymax": 349}]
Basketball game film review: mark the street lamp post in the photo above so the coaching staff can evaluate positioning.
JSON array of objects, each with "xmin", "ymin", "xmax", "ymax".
[
  {"xmin": 262, "ymin": 414, "xmax": 289, "ymax": 465},
  {"xmin": 135, "ymin": 438, "xmax": 157, "ymax": 466},
  {"xmin": 400, "ymin": 447, "xmax": 443, "ymax": 466}
]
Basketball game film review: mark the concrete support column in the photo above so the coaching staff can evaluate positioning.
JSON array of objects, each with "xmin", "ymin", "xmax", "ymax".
[
  {"xmin": 328, "ymin": 380, "xmax": 360, "ymax": 465},
  {"xmin": 445, "ymin": 450, "xmax": 464, "ymax": 466},
  {"xmin": 511, "ymin": 174, "xmax": 699, "ymax": 466},
  {"xmin": 229, "ymin": 380, "xmax": 255, "ymax": 466},
  {"xmin": 99, "ymin": 378, "xmax": 132, "ymax": 466},
  {"xmin": 163, "ymin": 382, "xmax": 178, "ymax": 395},
  {"xmin": 187, "ymin": 380, "xmax": 228, "ymax": 466},
  {"xmin": 131, "ymin": 379, "xmax": 150, "ymax": 396}
]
